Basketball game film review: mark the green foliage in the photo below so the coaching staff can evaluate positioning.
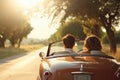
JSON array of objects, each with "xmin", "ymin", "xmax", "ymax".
[
  {"xmin": 60, "ymin": 20, "xmax": 86, "ymax": 39},
  {"xmin": 102, "ymin": 30, "xmax": 120, "ymax": 44},
  {"xmin": 0, "ymin": 1, "xmax": 33, "ymax": 48},
  {"xmin": 9, "ymin": 22, "xmax": 33, "ymax": 47},
  {"xmin": 48, "ymin": 0, "xmax": 120, "ymax": 24},
  {"xmin": 102, "ymin": 34, "xmax": 109, "ymax": 44},
  {"xmin": 49, "ymin": 19, "xmax": 86, "ymax": 41},
  {"xmin": 115, "ymin": 31, "xmax": 120, "ymax": 44},
  {"xmin": 44, "ymin": 0, "xmax": 120, "ymax": 53},
  {"xmin": 0, "ymin": 44, "xmax": 44, "ymax": 59}
]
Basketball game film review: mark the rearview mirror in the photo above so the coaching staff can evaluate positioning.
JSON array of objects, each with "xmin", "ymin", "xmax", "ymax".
[{"xmin": 39, "ymin": 52, "xmax": 44, "ymax": 59}]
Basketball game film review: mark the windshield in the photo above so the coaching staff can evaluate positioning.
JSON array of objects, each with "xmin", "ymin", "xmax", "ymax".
[{"xmin": 49, "ymin": 41, "xmax": 84, "ymax": 55}]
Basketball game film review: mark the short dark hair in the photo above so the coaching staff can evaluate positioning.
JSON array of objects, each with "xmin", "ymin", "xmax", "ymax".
[
  {"xmin": 84, "ymin": 35, "xmax": 102, "ymax": 51},
  {"xmin": 62, "ymin": 34, "xmax": 75, "ymax": 48}
]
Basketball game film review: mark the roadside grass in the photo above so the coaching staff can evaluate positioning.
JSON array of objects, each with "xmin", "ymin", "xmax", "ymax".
[
  {"xmin": 0, "ymin": 43, "xmax": 120, "ymax": 61},
  {"xmin": 103, "ymin": 44, "xmax": 120, "ymax": 61},
  {"xmin": 0, "ymin": 44, "xmax": 44, "ymax": 59},
  {"xmin": 114, "ymin": 45, "xmax": 120, "ymax": 61}
]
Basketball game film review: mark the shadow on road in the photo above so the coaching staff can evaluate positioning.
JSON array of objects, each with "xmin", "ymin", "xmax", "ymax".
[{"xmin": 0, "ymin": 53, "xmax": 27, "ymax": 64}]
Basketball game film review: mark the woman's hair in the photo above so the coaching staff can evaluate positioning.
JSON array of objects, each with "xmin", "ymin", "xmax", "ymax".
[
  {"xmin": 62, "ymin": 34, "xmax": 75, "ymax": 48},
  {"xmin": 84, "ymin": 35, "xmax": 102, "ymax": 51}
]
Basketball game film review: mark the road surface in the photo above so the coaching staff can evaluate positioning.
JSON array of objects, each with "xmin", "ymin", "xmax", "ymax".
[{"xmin": 0, "ymin": 50, "xmax": 41, "ymax": 80}]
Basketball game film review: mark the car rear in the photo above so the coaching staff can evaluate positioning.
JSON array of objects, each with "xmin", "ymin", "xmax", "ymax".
[{"xmin": 45, "ymin": 56, "xmax": 120, "ymax": 80}]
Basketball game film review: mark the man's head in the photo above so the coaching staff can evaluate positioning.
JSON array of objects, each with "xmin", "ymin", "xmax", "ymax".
[{"xmin": 62, "ymin": 34, "xmax": 75, "ymax": 49}]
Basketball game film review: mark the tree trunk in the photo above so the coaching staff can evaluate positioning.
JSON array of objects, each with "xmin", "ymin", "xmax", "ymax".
[
  {"xmin": 0, "ymin": 38, "xmax": 6, "ymax": 48},
  {"xmin": 18, "ymin": 38, "xmax": 22, "ymax": 48},
  {"xmin": 106, "ymin": 28, "xmax": 117, "ymax": 53},
  {"xmin": 91, "ymin": 24, "xmax": 101, "ymax": 38},
  {"xmin": 10, "ymin": 40, "xmax": 15, "ymax": 47},
  {"xmin": 100, "ymin": 14, "xmax": 117, "ymax": 53}
]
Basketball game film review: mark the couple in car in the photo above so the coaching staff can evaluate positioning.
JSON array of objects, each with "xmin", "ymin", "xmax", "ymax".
[{"xmin": 62, "ymin": 34, "xmax": 106, "ymax": 55}]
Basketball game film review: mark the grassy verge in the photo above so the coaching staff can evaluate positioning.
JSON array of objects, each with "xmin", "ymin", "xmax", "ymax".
[
  {"xmin": 103, "ymin": 44, "xmax": 120, "ymax": 61},
  {"xmin": 0, "ymin": 44, "xmax": 44, "ymax": 59},
  {"xmin": 0, "ymin": 43, "xmax": 120, "ymax": 61}
]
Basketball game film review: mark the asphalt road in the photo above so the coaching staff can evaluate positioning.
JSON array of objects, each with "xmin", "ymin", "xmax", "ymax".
[{"xmin": 0, "ymin": 50, "xmax": 41, "ymax": 80}]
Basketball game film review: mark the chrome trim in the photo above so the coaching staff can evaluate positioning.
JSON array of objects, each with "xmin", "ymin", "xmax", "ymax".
[{"xmin": 80, "ymin": 64, "xmax": 84, "ymax": 72}]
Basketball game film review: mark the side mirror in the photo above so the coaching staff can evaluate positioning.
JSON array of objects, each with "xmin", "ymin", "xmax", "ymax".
[{"xmin": 39, "ymin": 52, "xmax": 44, "ymax": 59}]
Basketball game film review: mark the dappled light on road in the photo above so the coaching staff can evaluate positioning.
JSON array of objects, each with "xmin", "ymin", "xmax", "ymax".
[{"xmin": 0, "ymin": 50, "xmax": 41, "ymax": 80}]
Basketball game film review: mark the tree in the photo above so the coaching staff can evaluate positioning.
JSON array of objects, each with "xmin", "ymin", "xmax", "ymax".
[
  {"xmin": 9, "ymin": 23, "xmax": 33, "ymax": 48},
  {"xmin": 82, "ymin": 18, "xmax": 103, "ymax": 38},
  {"xmin": 0, "ymin": 0, "xmax": 18, "ymax": 47},
  {"xmin": 49, "ymin": 19, "xmax": 86, "ymax": 41},
  {"xmin": 17, "ymin": 24, "xmax": 33, "ymax": 48},
  {"xmin": 99, "ymin": 0, "xmax": 120, "ymax": 53},
  {"xmin": 0, "ymin": 25, "xmax": 13, "ymax": 47},
  {"xmin": 43, "ymin": 0, "xmax": 120, "ymax": 53},
  {"xmin": 0, "ymin": 0, "xmax": 33, "ymax": 48},
  {"xmin": 115, "ymin": 30, "xmax": 120, "ymax": 44},
  {"xmin": 103, "ymin": 30, "xmax": 120, "ymax": 44}
]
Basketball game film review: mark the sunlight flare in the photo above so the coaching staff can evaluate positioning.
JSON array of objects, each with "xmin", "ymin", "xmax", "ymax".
[
  {"xmin": 16, "ymin": 0, "xmax": 43, "ymax": 9},
  {"xmin": 13, "ymin": 0, "xmax": 62, "ymax": 39}
]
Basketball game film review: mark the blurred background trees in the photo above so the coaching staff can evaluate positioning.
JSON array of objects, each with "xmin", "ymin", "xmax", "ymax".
[
  {"xmin": 0, "ymin": 0, "xmax": 33, "ymax": 48},
  {"xmin": 49, "ymin": 19, "xmax": 86, "ymax": 41},
  {"xmin": 0, "ymin": 0, "xmax": 119, "ymax": 54},
  {"xmin": 44, "ymin": 0, "xmax": 120, "ymax": 53}
]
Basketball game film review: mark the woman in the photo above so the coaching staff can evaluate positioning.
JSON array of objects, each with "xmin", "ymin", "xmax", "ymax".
[{"xmin": 80, "ymin": 35, "xmax": 106, "ymax": 55}]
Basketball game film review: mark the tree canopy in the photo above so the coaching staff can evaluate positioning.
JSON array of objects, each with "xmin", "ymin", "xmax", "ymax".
[
  {"xmin": 0, "ymin": 0, "xmax": 33, "ymax": 48},
  {"xmin": 43, "ymin": 0, "xmax": 120, "ymax": 53},
  {"xmin": 49, "ymin": 19, "xmax": 86, "ymax": 41}
]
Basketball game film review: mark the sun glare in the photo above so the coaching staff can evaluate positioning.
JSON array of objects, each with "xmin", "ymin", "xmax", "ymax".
[
  {"xmin": 28, "ymin": 14, "xmax": 58, "ymax": 39},
  {"xmin": 16, "ymin": 0, "xmax": 43, "ymax": 9},
  {"xmin": 14, "ymin": 0, "xmax": 59, "ymax": 39}
]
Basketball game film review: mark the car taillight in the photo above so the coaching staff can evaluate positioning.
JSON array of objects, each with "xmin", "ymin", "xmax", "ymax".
[
  {"xmin": 44, "ymin": 71, "xmax": 52, "ymax": 80},
  {"xmin": 44, "ymin": 71, "xmax": 51, "ymax": 76}
]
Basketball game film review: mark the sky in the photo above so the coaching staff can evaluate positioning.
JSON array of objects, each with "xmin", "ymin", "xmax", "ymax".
[
  {"xmin": 28, "ymin": 16, "xmax": 58, "ymax": 39},
  {"xmin": 8, "ymin": 0, "xmax": 120, "ymax": 39},
  {"xmin": 14, "ymin": 0, "xmax": 60, "ymax": 39}
]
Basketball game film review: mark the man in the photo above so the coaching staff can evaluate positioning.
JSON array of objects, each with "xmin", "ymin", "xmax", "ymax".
[{"xmin": 62, "ymin": 34, "xmax": 76, "ymax": 54}]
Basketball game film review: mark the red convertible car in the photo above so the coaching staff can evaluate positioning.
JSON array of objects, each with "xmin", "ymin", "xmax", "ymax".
[{"xmin": 37, "ymin": 41, "xmax": 120, "ymax": 80}]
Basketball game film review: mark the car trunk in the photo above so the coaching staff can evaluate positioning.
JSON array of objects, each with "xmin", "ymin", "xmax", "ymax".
[{"xmin": 48, "ymin": 56, "xmax": 119, "ymax": 80}]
